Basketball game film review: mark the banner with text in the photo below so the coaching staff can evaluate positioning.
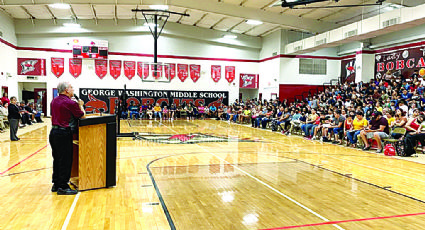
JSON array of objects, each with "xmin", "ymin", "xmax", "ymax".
[
  {"xmin": 79, "ymin": 88, "xmax": 229, "ymax": 114},
  {"xmin": 375, "ymin": 46, "xmax": 425, "ymax": 80}
]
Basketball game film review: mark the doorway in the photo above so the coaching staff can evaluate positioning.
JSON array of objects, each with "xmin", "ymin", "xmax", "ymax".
[
  {"xmin": 18, "ymin": 82, "xmax": 47, "ymax": 115},
  {"xmin": 34, "ymin": 88, "xmax": 47, "ymax": 115}
]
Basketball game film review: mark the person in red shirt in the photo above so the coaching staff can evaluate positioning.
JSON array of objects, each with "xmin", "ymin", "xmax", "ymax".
[{"xmin": 50, "ymin": 82, "xmax": 85, "ymax": 195}]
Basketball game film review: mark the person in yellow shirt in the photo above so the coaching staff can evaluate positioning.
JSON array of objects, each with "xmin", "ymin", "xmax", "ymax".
[
  {"xmin": 153, "ymin": 103, "xmax": 162, "ymax": 120},
  {"xmin": 346, "ymin": 111, "xmax": 368, "ymax": 147},
  {"xmin": 386, "ymin": 110, "xmax": 395, "ymax": 128}
]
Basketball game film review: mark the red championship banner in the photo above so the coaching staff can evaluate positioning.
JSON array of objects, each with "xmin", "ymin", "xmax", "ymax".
[
  {"xmin": 69, "ymin": 58, "xmax": 82, "ymax": 78},
  {"xmin": 211, "ymin": 65, "xmax": 221, "ymax": 82},
  {"xmin": 137, "ymin": 62, "xmax": 143, "ymax": 78},
  {"xmin": 190, "ymin": 64, "xmax": 201, "ymax": 82},
  {"xmin": 225, "ymin": 66, "xmax": 235, "ymax": 83},
  {"xmin": 177, "ymin": 64, "xmax": 189, "ymax": 82},
  {"xmin": 95, "ymin": 59, "xmax": 108, "ymax": 79},
  {"xmin": 143, "ymin": 63, "xmax": 150, "ymax": 79},
  {"xmin": 124, "ymin": 61, "xmax": 136, "ymax": 80},
  {"xmin": 17, "ymin": 58, "xmax": 46, "ymax": 76},
  {"xmin": 109, "ymin": 60, "xmax": 122, "ymax": 79},
  {"xmin": 165, "ymin": 63, "xmax": 176, "ymax": 80},
  {"xmin": 51, "ymin": 57, "xmax": 64, "ymax": 78},
  {"xmin": 239, "ymin": 73, "xmax": 259, "ymax": 89}
]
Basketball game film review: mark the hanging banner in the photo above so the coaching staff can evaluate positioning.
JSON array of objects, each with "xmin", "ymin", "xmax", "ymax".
[
  {"xmin": 239, "ymin": 73, "xmax": 259, "ymax": 89},
  {"xmin": 190, "ymin": 64, "xmax": 201, "ymax": 82},
  {"xmin": 225, "ymin": 66, "xmax": 235, "ymax": 83},
  {"xmin": 124, "ymin": 61, "xmax": 136, "ymax": 80},
  {"xmin": 341, "ymin": 58, "xmax": 356, "ymax": 83},
  {"xmin": 375, "ymin": 46, "xmax": 425, "ymax": 80},
  {"xmin": 51, "ymin": 57, "xmax": 64, "ymax": 78},
  {"xmin": 95, "ymin": 59, "xmax": 108, "ymax": 79},
  {"xmin": 177, "ymin": 64, "xmax": 189, "ymax": 82},
  {"xmin": 109, "ymin": 60, "xmax": 122, "ymax": 79},
  {"xmin": 165, "ymin": 63, "xmax": 176, "ymax": 80},
  {"xmin": 137, "ymin": 62, "xmax": 143, "ymax": 78},
  {"xmin": 143, "ymin": 63, "xmax": 150, "ymax": 79},
  {"xmin": 17, "ymin": 58, "xmax": 46, "ymax": 76},
  {"xmin": 211, "ymin": 65, "xmax": 221, "ymax": 82},
  {"xmin": 80, "ymin": 88, "xmax": 229, "ymax": 115},
  {"xmin": 69, "ymin": 58, "xmax": 82, "ymax": 78}
]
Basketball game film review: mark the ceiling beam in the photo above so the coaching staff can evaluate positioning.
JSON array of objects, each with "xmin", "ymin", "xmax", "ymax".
[
  {"xmin": 210, "ymin": 16, "xmax": 226, "ymax": 29},
  {"xmin": 239, "ymin": 0, "xmax": 249, "ymax": 6},
  {"xmin": 90, "ymin": 4, "xmax": 98, "ymax": 25},
  {"xmin": 44, "ymin": 5, "xmax": 57, "ymax": 24},
  {"xmin": 176, "ymin": 9, "xmax": 189, "ymax": 23},
  {"xmin": 227, "ymin": 18, "xmax": 245, "ymax": 32},
  {"xmin": 69, "ymin": 5, "xmax": 78, "ymax": 20},
  {"xmin": 20, "ymin": 5, "xmax": 35, "ymax": 24},
  {"xmin": 260, "ymin": 0, "xmax": 278, "ymax": 10},
  {"xmin": 242, "ymin": 25, "xmax": 260, "ymax": 35},
  {"xmin": 2, "ymin": 0, "xmax": 335, "ymax": 33},
  {"xmin": 317, "ymin": 0, "xmax": 371, "ymax": 21},
  {"xmin": 259, "ymin": 25, "xmax": 281, "ymax": 37},
  {"xmin": 193, "ymin": 13, "xmax": 208, "ymax": 26},
  {"xmin": 168, "ymin": 0, "xmax": 333, "ymax": 32},
  {"xmin": 114, "ymin": 3, "xmax": 118, "ymax": 25}
]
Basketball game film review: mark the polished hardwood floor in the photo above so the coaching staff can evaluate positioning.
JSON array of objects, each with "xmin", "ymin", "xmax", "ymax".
[{"xmin": 1, "ymin": 119, "xmax": 425, "ymax": 230}]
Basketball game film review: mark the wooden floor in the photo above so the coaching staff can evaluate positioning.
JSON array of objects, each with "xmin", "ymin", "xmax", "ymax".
[{"xmin": 2, "ymin": 119, "xmax": 425, "ymax": 230}]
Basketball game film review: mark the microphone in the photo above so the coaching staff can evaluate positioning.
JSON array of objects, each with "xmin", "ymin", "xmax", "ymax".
[{"xmin": 74, "ymin": 94, "xmax": 80, "ymax": 101}]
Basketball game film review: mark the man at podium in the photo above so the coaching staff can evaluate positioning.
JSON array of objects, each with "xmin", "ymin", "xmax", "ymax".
[{"xmin": 50, "ymin": 82, "xmax": 85, "ymax": 195}]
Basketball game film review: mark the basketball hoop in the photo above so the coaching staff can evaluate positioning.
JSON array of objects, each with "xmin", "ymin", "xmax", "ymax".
[
  {"xmin": 141, "ymin": 62, "xmax": 171, "ymax": 83},
  {"xmin": 132, "ymin": 8, "xmax": 190, "ymax": 65}
]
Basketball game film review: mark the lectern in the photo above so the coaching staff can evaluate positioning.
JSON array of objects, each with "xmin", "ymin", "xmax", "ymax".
[{"xmin": 71, "ymin": 114, "xmax": 117, "ymax": 191}]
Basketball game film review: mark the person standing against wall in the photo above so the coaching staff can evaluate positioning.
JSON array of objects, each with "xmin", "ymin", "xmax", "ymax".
[
  {"xmin": 7, "ymin": 96, "xmax": 21, "ymax": 141},
  {"xmin": 50, "ymin": 82, "xmax": 85, "ymax": 195}
]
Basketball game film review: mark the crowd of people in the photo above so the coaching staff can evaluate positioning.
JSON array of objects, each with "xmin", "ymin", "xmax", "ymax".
[
  {"xmin": 120, "ymin": 72, "xmax": 425, "ymax": 156},
  {"xmin": 0, "ymin": 92, "xmax": 44, "ymax": 140},
  {"xmin": 218, "ymin": 74, "xmax": 425, "ymax": 156}
]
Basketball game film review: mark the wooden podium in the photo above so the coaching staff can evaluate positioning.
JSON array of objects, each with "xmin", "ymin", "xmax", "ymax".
[{"xmin": 71, "ymin": 114, "xmax": 117, "ymax": 191}]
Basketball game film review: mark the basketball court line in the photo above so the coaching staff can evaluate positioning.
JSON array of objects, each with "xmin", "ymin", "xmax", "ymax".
[
  {"xmin": 159, "ymin": 122, "xmax": 345, "ymax": 230},
  {"xmin": 0, "ymin": 167, "xmax": 51, "ymax": 177},
  {"xmin": 60, "ymin": 192, "xmax": 81, "ymax": 230},
  {"xmin": 0, "ymin": 144, "xmax": 48, "ymax": 175},
  {"xmin": 259, "ymin": 211, "xmax": 425, "ymax": 230}
]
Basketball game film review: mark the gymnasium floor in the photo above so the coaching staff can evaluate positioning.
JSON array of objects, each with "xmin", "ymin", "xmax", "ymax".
[{"xmin": 2, "ymin": 119, "xmax": 425, "ymax": 230}]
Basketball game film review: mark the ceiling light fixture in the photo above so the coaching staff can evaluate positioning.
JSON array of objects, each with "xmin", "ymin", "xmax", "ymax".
[
  {"xmin": 149, "ymin": 5, "xmax": 169, "ymax": 10},
  {"xmin": 223, "ymin": 34, "xmax": 237, "ymax": 39},
  {"xmin": 63, "ymin": 22, "xmax": 81, "ymax": 28},
  {"xmin": 49, "ymin": 3, "xmax": 71, "ymax": 9},
  {"xmin": 246, "ymin": 20, "xmax": 263, "ymax": 25}
]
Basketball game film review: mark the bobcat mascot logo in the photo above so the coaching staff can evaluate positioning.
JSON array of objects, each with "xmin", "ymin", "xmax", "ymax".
[
  {"xmin": 85, "ymin": 94, "xmax": 108, "ymax": 113},
  {"xmin": 20, "ymin": 60, "xmax": 38, "ymax": 74},
  {"xmin": 208, "ymin": 97, "xmax": 225, "ymax": 108},
  {"xmin": 241, "ymin": 74, "xmax": 254, "ymax": 88}
]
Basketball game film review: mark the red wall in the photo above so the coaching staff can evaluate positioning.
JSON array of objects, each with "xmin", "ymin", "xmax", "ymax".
[{"xmin": 279, "ymin": 84, "xmax": 322, "ymax": 102}]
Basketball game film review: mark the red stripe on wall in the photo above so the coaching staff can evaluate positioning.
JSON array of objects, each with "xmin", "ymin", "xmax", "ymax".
[{"xmin": 0, "ymin": 37, "xmax": 17, "ymax": 49}]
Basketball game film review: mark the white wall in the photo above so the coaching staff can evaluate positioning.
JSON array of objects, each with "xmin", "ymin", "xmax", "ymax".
[
  {"xmin": 0, "ymin": 10, "xmax": 17, "ymax": 97},
  {"xmin": 0, "ymin": 10, "xmax": 17, "ymax": 45},
  {"xmin": 260, "ymin": 30, "xmax": 281, "ymax": 59},
  {"xmin": 279, "ymin": 57, "xmax": 340, "ymax": 85}
]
